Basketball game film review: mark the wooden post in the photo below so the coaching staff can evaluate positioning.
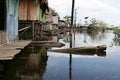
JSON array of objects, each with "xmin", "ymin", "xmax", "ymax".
[
  {"xmin": 40, "ymin": 23, "xmax": 42, "ymax": 40},
  {"xmin": 71, "ymin": 0, "xmax": 75, "ymax": 29},
  {"xmin": 32, "ymin": 21, "xmax": 35, "ymax": 40}
]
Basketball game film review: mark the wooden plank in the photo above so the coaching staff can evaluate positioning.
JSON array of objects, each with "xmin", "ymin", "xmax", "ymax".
[
  {"xmin": 19, "ymin": 26, "xmax": 31, "ymax": 32},
  {"xmin": 19, "ymin": 0, "xmax": 28, "ymax": 20},
  {"xmin": 0, "ymin": 50, "xmax": 20, "ymax": 60},
  {"xmin": 30, "ymin": 42, "xmax": 65, "ymax": 47},
  {"xmin": 0, "ymin": 40, "xmax": 31, "ymax": 60},
  {"xmin": 31, "ymin": 41, "xmax": 57, "ymax": 44},
  {"xmin": 0, "ymin": 31, "xmax": 6, "ymax": 45},
  {"xmin": 27, "ymin": 0, "xmax": 40, "ymax": 20},
  {"xmin": 0, "ymin": 31, "xmax": 2, "ymax": 45},
  {"xmin": 19, "ymin": 0, "xmax": 40, "ymax": 20}
]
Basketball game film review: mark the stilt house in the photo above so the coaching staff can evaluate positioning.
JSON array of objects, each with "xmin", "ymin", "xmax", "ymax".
[{"xmin": 0, "ymin": 0, "xmax": 49, "ymax": 45}]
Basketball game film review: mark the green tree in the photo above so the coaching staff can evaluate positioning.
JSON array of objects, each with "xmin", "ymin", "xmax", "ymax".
[{"xmin": 89, "ymin": 18, "xmax": 108, "ymax": 29}]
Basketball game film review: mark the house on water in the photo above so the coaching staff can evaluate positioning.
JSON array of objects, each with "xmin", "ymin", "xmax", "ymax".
[
  {"xmin": 0, "ymin": 0, "xmax": 49, "ymax": 60},
  {"xmin": 19, "ymin": 0, "xmax": 49, "ymax": 40},
  {"xmin": 0, "ymin": 0, "xmax": 49, "ymax": 45},
  {"xmin": 0, "ymin": 0, "xmax": 19, "ymax": 45}
]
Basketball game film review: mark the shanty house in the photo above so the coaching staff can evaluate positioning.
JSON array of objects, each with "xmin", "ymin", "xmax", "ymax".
[
  {"xmin": 0, "ymin": 0, "xmax": 49, "ymax": 45},
  {"xmin": 19, "ymin": 0, "xmax": 49, "ymax": 40},
  {"xmin": 0, "ymin": 0, "xmax": 19, "ymax": 45}
]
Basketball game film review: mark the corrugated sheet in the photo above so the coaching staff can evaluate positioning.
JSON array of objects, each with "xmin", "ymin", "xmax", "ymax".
[
  {"xmin": 19, "ymin": 0, "xmax": 40, "ymax": 20},
  {"xmin": 6, "ymin": 0, "xmax": 18, "ymax": 43},
  {"xmin": 8, "ymin": 0, "xmax": 17, "ymax": 15}
]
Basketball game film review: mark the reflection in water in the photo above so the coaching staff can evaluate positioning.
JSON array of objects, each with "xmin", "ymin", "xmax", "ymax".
[
  {"xmin": 73, "ymin": 51, "xmax": 106, "ymax": 57},
  {"xmin": 87, "ymin": 29, "xmax": 106, "ymax": 41},
  {"xmin": 69, "ymin": 31, "xmax": 72, "ymax": 80},
  {"xmin": 0, "ymin": 46, "xmax": 48, "ymax": 80},
  {"xmin": 69, "ymin": 54, "xmax": 72, "ymax": 80},
  {"xmin": 55, "ymin": 30, "xmax": 108, "ymax": 80},
  {"xmin": 62, "ymin": 29, "xmax": 107, "ymax": 48},
  {"xmin": 113, "ymin": 34, "xmax": 120, "ymax": 46},
  {"xmin": 21, "ymin": 46, "xmax": 48, "ymax": 80},
  {"xmin": 59, "ymin": 30, "xmax": 107, "ymax": 80},
  {"xmin": 0, "ymin": 30, "xmax": 119, "ymax": 80},
  {"xmin": 77, "ymin": 29, "xmax": 106, "ymax": 42},
  {"xmin": 63, "ymin": 32, "xmax": 70, "ymax": 43}
]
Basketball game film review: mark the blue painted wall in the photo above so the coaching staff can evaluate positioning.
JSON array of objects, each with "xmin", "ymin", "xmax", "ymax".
[{"xmin": 6, "ymin": 0, "xmax": 18, "ymax": 43}]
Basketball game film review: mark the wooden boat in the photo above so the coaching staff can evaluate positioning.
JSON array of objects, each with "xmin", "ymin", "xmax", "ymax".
[{"xmin": 50, "ymin": 45, "xmax": 107, "ymax": 56}]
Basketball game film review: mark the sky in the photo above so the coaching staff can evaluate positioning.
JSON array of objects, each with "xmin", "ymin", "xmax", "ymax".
[{"xmin": 49, "ymin": 0, "xmax": 120, "ymax": 26}]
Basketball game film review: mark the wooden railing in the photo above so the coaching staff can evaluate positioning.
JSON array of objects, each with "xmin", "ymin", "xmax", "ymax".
[{"xmin": 0, "ymin": 30, "xmax": 6, "ymax": 45}]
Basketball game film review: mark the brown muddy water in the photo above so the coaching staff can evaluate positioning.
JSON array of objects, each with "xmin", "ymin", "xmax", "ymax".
[{"xmin": 0, "ymin": 30, "xmax": 120, "ymax": 80}]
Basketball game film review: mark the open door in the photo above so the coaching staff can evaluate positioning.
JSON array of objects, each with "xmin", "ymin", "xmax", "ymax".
[
  {"xmin": 0, "ymin": 0, "xmax": 6, "ymax": 30},
  {"xmin": 0, "ymin": 0, "xmax": 6, "ymax": 45}
]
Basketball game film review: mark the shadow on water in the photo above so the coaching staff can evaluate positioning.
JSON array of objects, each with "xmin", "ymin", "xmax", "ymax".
[{"xmin": 0, "ymin": 45, "xmax": 48, "ymax": 80}]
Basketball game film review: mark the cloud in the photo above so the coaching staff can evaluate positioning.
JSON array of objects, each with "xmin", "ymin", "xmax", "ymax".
[
  {"xmin": 76, "ymin": 0, "xmax": 119, "ymax": 15},
  {"xmin": 49, "ymin": 0, "xmax": 72, "ymax": 18},
  {"xmin": 48, "ymin": 0, "xmax": 120, "ymax": 25}
]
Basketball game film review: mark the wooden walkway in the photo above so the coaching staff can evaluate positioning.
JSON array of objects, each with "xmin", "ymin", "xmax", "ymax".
[{"xmin": 0, "ymin": 40, "xmax": 31, "ymax": 60}]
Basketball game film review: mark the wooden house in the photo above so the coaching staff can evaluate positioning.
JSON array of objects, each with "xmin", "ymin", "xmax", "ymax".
[
  {"xmin": 0, "ymin": 0, "xmax": 19, "ymax": 45},
  {"xmin": 19, "ymin": 0, "xmax": 40, "ymax": 21},
  {"xmin": 19, "ymin": 0, "xmax": 49, "ymax": 40},
  {"xmin": 0, "ymin": 0, "xmax": 49, "ymax": 45},
  {"xmin": 58, "ymin": 20, "xmax": 68, "ymax": 29},
  {"xmin": 46, "ymin": 8, "xmax": 59, "ymax": 31}
]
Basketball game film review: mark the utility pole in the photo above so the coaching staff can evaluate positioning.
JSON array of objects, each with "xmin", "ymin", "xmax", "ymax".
[
  {"xmin": 70, "ymin": 0, "xmax": 75, "ymax": 47},
  {"xmin": 71, "ymin": 0, "xmax": 75, "ymax": 29},
  {"xmin": 69, "ymin": 0, "xmax": 75, "ymax": 80}
]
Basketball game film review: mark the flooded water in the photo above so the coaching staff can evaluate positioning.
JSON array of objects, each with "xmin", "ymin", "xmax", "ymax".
[{"xmin": 0, "ymin": 30, "xmax": 120, "ymax": 80}]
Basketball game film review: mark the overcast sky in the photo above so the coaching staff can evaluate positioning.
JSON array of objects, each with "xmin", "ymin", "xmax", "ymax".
[{"xmin": 49, "ymin": 0, "xmax": 120, "ymax": 26}]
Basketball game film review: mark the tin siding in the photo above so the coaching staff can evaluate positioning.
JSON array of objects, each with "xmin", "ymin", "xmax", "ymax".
[{"xmin": 6, "ymin": 0, "xmax": 18, "ymax": 43}]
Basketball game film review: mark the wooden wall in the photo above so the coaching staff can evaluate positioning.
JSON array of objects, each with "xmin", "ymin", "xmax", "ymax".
[
  {"xmin": 0, "ymin": 30, "xmax": 6, "ymax": 45},
  {"xmin": 19, "ymin": 0, "xmax": 40, "ymax": 20},
  {"xmin": 19, "ymin": 0, "xmax": 28, "ymax": 20}
]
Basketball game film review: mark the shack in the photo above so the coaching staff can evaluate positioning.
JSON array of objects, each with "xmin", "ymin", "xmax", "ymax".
[
  {"xmin": 19, "ymin": 0, "xmax": 49, "ymax": 40},
  {"xmin": 0, "ymin": 0, "xmax": 49, "ymax": 45},
  {"xmin": 0, "ymin": 0, "xmax": 19, "ymax": 45}
]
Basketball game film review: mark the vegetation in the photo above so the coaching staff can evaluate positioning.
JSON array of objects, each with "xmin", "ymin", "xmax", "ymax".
[
  {"xmin": 89, "ymin": 18, "xmax": 109, "ymax": 29},
  {"xmin": 63, "ymin": 15, "xmax": 71, "ymax": 25},
  {"xmin": 84, "ymin": 17, "xmax": 89, "ymax": 25},
  {"xmin": 51, "ymin": 8, "xmax": 60, "ymax": 17},
  {"xmin": 113, "ymin": 28, "xmax": 120, "ymax": 34},
  {"xmin": 113, "ymin": 35, "xmax": 120, "ymax": 46}
]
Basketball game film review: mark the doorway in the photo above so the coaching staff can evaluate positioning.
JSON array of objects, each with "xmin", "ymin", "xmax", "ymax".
[{"xmin": 0, "ymin": 0, "xmax": 6, "ymax": 30}]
